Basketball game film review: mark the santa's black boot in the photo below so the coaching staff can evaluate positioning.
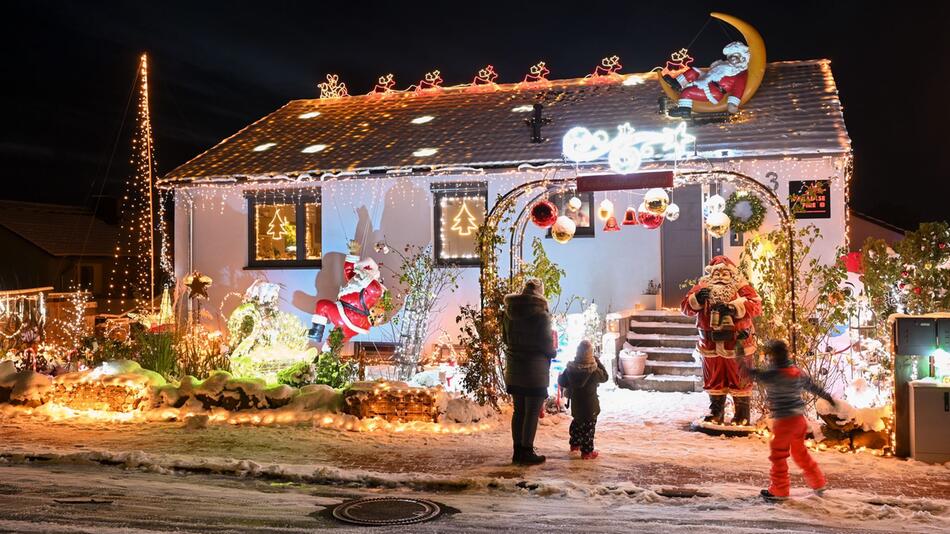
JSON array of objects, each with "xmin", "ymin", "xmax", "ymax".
[
  {"xmin": 307, "ymin": 323, "xmax": 326, "ymax": 342},
  {"xmin": 667, "ymin": 106, "xmax": 692, "ymax": 118},
  {"xmin": 703, "ymin": 394, "xmax": 726, "ymax": 424},
  {"xmin": 662, "ymin": 74, "xmax": 683, "ymax": 91},
  {"xmin": 733, "ymin": 397, "xmax": 751, "ymax": 426}
]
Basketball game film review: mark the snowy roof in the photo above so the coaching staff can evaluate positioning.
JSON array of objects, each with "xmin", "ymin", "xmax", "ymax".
[
  {"xmin": 161, "ymin": 60, "xmax": 851, "ymax": 187},
  {"xmin": 0, "ymin": 201, "xmax": 118, "ymax": 257}
]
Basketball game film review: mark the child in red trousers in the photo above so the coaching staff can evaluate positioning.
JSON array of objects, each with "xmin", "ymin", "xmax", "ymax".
[{"xmin": 737, "ymin": 338, "xmax": 836, "ymax": 500}]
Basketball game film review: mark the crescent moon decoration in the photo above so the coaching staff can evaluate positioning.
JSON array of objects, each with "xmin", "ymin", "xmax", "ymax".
[{"xmin": 658, "ymin": 12, "xmax": 767, "ymax": 113}]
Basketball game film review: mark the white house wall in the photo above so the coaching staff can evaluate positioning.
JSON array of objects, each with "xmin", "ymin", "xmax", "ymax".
[{"xmin": 173, "ymin": 156, "xmax": 847, "ymax": 350}]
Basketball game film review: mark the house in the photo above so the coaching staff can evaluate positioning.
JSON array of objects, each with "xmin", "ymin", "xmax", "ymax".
[
  {"xmin": 160, "ymin": 59, "xmax": 851, "ymax": 357},
  {"xmin": 0, "ymin": 201, "xmax": 118, "ymax": 305},
  {"xmin": 848, "ymin": 209, "xmax": 905, "ymax": 251}
]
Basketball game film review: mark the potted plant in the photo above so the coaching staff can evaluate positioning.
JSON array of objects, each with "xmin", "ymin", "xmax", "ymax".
[{"xmin": 634, "ymin": 280, "xmax": 662, "ymax": 310}]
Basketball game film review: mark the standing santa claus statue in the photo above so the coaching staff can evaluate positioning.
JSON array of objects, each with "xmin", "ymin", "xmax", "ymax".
[
  {"xmin": 664, "ymin": 41, "xmax": 750, "ymax": 118},
  {"xmin": 308, "ymin": 241, "xmax": 386, "ymax": 344},
  {"xmin": 681, "ymin": 256, "xmax": 761, "ymax": 425}
]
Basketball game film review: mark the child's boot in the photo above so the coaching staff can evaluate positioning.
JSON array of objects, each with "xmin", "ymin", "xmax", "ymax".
[{"xmin": 581, "ymin": 450, "xmax": 599, "ymax": 460}]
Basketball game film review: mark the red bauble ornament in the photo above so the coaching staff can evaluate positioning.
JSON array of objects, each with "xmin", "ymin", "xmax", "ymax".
[
  {"xmin": 901, "ymin": 271, "xmax": 909, "ymax": 277},
  {"xmin": 913, "ymin": 286, "xmax": 922, "ymax": 295},
  {"xmin": 603, "ymin": 216, "xmax": 620, "ymax": 232},
  {"xmin": 530, "ymin": 200, "xmax": 558, "ymax": 228},
  {"xmin": 637, "ymin": 203, "xmax": 664, "ymax": 229},
  {"xmin": 940, "ymin": 243, "xmax": 947, "ymax": 249}
]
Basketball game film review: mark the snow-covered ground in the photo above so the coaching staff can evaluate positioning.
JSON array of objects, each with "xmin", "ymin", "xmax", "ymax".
[{"xmin": 1, "ymin": 385, "xmax": 947, "ymax": 533}]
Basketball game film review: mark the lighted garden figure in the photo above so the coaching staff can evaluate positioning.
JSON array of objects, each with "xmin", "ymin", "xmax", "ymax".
[{"xmin": 681, "ymin": 256, "xmax": 761, "ymax": 426}]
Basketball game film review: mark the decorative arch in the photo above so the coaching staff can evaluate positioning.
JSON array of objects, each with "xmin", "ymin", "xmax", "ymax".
[{"xmin": 480, "ymin": 169, "xmax": 800, "ymax": 351}]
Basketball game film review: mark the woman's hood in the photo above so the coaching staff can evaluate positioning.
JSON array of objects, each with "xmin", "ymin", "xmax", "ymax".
[{"xmin": 503, "ymin": 293, "xmax": 549, "ymax": 319}]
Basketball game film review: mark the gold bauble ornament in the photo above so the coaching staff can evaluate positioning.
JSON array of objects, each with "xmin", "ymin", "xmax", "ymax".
[
  {"xmin": 705, "ymin": 211, "xmax": 731, "ymax": 238},
  {"xmin": 551, "ymin": 216, "xmax": 577, "ymax": 244},
  {"xmin": 644, "ymin": 188, "xmax": 670, "ymax": 215},
  {"xmin": 597, "ymin": 198, "xmax": 614, "ymax": 221}
]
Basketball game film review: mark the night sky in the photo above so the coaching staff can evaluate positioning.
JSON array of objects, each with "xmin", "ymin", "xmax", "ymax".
[{"xmin": 3, "ymin": 1, "xmax": 948, "ymax": 229}]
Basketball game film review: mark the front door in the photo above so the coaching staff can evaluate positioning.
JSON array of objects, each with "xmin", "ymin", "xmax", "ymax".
[{"xmin": 660, "ymin": 184, "xmax": 704, "ymax": 308}]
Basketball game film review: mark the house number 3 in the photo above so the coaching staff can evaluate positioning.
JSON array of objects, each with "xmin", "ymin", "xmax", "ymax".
[{"xmin": 765, "ymin": 171, "xmax": 779, "ymax": 192}]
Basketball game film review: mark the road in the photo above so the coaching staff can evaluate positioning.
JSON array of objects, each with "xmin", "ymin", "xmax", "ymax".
[{"xmin": 0, "ymin": 463, "xmax": 933, "ymax": 534}]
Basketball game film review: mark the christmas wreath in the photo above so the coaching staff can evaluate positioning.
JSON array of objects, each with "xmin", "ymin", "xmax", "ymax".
[{"xmin": 724, "ymin": 191, "xmax": 765, "ymax": 233}]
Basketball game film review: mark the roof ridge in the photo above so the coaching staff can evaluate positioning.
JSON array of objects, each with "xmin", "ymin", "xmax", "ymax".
[{"xmin": 285, "ymin": 59, "xmax": 835, "ymax": 105}]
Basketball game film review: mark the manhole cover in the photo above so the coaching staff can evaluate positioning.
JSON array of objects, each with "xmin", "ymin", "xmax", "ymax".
[{"xmin": 331, "ymin": 497, "xmax": 442, "ymax": 526}]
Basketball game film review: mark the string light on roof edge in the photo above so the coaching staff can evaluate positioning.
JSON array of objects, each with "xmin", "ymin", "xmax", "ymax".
[
  {"xmin": 318, "ymin": 74, "xmax": 349, "ymax": 99},
  {"xmin": 298, "ymin": 111, "xmax": 321, "ymax": 119},
  {"xmin": 413, "ymin": 148, "xmax": 438, "ymax": 157},
  {"xmin": 108, "ymin": 53, "xmax": 163, "ymax": 311}
]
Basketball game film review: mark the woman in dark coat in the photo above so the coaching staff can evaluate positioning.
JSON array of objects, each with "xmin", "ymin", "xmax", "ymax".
[{"xmin": 502, "ymin": 278, "xmax": 556, "ymax": 465}]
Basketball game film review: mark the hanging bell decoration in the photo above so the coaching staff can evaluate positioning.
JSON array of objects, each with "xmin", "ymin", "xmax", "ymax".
[
  {"xmin": 529, "ymin": 199, "xmax": 559, "ymax": 228},
  {"xmin": 705, "ymin": 211, "xmax": 731, "ymax": 238},
  {"xmin": 644, "ymin": 188, "xmax": 670, "ymax": 215},
  {"xmin": 603, "ymin": 216, "xmax": 621, "ymax": 232},
  {"xmin": 567, "ymin": 196, "xmax": 583, "ymax": 212},
  {"xmin": 622, "ymin": 207, "xmax": 639, "ymax": 225},
  {"xmin": 551, "ymin": 216, "xmax": 577, "ymax": 244},
  {"xmin": 665, "ymin": 203, "xmax": 680, "ymax": 222},
  {"xmin": 637, "ymin": 202, "xmax": 664, "ymax": 229},
  {"xmin": 597, "ymin": 198, "xmax": 614, "ymax": 221}
]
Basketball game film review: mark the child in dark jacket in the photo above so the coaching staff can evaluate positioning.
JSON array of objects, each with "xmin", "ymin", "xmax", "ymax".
[
  {"xmin": 736, "ymin": 338, "xmax": 836, "ymax": 500},
  {"xmin": 557, "ymin": 340, "xmax": 609, "ymax": 459}
]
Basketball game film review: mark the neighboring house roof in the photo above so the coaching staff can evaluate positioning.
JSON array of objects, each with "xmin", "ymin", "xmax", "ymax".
[
  {"xmin": 848, "ymin": 208, "xmax": 906, "ymax": 251},
  {"xmin": 0, "ymin": 201, "xmax": 118, "ymax": 257},
  {"xmin": 162, "ymin": 59, "xmax": 851, "ymax": 187}
]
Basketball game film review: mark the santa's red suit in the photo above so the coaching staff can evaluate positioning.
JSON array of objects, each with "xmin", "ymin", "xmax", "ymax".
[
  {"xmin": 310, "ymin": 255, "xmax": 385, "ymax": 343},
  {"xmin": 681, "ymin": 256, "xmax": 761, "ymax": 399},
  {"xmin": 673, "ymin": 41, "xmax": 749, "ymax": 111}
]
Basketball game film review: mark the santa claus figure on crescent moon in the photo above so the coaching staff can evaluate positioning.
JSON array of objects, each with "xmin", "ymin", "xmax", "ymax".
[
  {"xmin": 308, "ymin": 241, "xmax": 386, "ymax": 345},
  {"xmin": 681, "ymin": 256, "xmax": 762, "ymax": 426},
  {"xmin": 664, "ymin": 41, "xmax": 750, "ymax": 118}
]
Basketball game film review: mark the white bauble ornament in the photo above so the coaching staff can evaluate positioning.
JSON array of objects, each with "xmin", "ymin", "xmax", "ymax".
[
  {"xmin": 665, "ymin": 203, "xmax": 680, "ymax": 222},
  {"xmin": 705, "ymin": 211, "xmax": 731, "ymax": 238},
  {"xmin": 644, "ymin": 188, "xmax": 670, "ymax": 215},
  {"xmin": 551, "ymin": 216, "xmax": 577, "ymax": 244},
  {"xmin": 597, "ymin": 198, "xmax": 614, "ymax": 221},
  {"xmin": 705, "ymin": 194, "xmax": 726, "ymax": 215},
  {"xmin": 567, "ymin": 196, "xmax": 583, "ymax": 212}
]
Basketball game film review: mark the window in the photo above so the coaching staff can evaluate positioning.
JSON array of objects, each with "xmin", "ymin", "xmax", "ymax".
[
  {"xmin": 246, "ymin": 190, "xmax": 321, "ymax": 268},
  {"xmin": 433, "ymin": 183, "xmax": 487, "ymax": 267}
]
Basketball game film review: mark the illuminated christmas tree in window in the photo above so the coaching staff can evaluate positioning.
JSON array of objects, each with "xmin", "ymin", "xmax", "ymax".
[
  {"xmin": 450, "ymin": 201, "xmax": 478, "ymax": 236},
  {"xmin": 267, "ymin": 209, "xmax": 289, "ymax": 240}
]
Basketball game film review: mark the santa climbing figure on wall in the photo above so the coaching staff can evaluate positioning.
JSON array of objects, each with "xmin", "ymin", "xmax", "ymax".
[
  {"xmin": 681, "ymin": 256, "xmax": 761, "ymax": 426},
  {"xmin": 664, "ymin": 41, "xmax": 750, "ymax": 118},
  {"xmin": 309, "ymin": 241, "xmax": 386, "ymax": 344}
]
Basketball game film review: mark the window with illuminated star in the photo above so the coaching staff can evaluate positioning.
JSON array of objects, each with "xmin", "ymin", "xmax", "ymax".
[
  {"xmin": 433, "ymin": 184, "xmax": 487, "ymax": 267},
  {"xmin": 246, "ymin": 190, "xmax": 322, "ymax": 268}
]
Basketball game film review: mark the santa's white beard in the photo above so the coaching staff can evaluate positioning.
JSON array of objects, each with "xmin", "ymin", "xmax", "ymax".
[
  {"xmin": 708, "ymin": 279, "xmax": 740, "ymax": 304},
  {"xmin": 695, "ymin": 59, "xmax": 747, "ymax": 84}
]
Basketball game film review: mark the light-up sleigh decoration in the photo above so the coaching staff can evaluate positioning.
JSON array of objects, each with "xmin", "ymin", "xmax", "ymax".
[{"xmin": 562, "ymin": 122, "xmax": 695, "ymax": 174}]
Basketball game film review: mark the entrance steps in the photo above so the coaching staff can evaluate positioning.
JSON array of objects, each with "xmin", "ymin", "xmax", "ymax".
[{"xmin": 616, "ymin": 310, "xmax": 702, "ymax": 393}]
